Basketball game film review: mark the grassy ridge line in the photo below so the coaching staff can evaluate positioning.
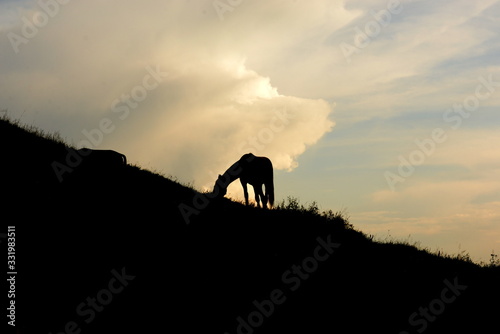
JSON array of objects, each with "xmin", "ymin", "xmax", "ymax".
[
  {"xmin": 2, "ymin": 114, "xmax": 499, "ymax": 268},
  {"xmin": 0, "ymin": 115, "xmax": 495, "ymax": 264}
]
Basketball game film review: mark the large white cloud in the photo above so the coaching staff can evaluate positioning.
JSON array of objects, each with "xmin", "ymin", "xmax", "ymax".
[{"xmin": 106, "ymin": 56, "xmax": 334, "ymax": 189}]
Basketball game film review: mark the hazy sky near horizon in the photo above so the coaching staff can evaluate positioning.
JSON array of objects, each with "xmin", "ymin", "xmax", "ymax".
[{"xmin": 1, "ymin": 0, "xmax": 500, "ymax": 262}]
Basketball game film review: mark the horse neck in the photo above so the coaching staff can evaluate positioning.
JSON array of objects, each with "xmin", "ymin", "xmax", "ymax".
[{"xmin": 221, "ymin": 160, "xmax": 243, "ymax": 185}]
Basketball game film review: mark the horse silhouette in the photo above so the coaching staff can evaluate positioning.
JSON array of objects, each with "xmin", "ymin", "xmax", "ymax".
[
  {"xmin": 77, "ymin": 148, "xmax": 127, "ymax": 168},
  {"xmin": 213, "ymin": 153, "xmax": 274, "ymax": 209},
  {"xmin": 48, "ymin": 148, "xmax": 127, "ymax": 184},
  {"xmin": 66, "ymin": 148, "xmax": 127, "ymax": 183}
]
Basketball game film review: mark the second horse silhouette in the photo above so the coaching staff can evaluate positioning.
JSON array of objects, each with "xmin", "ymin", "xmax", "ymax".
[{"xmin": 213, "ymin": 153, "xmax": 274, "ymax": 209}]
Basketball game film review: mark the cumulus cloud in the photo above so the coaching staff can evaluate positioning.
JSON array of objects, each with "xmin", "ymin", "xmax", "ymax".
[{"xmin": 107, "ymin": 57, "xmax": 334, "ymax": 189}]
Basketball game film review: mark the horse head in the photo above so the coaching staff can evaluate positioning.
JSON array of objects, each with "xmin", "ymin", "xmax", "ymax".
[{"xmin": 212, "ymin": 174, "xmax": 228, "ymax": 199}]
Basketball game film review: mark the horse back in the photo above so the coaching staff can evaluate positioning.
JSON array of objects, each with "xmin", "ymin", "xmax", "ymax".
[{"xmin": 239, "ymin": 154, "xmax": 273, "ymax": 183}]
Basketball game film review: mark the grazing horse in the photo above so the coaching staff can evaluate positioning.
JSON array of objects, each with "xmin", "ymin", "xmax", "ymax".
[
  {"xmin": 50, "ymin": 148, "xmax": 127, "ymax": 183},
  {"xmin": 213, "ymin": 153, "xmax": 274, "ymax": 209}
]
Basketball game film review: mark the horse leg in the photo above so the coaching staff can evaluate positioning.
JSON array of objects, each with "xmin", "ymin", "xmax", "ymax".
[
  {"xmin": 241, "ymin": 179, "xmax": 249, "ymax": 205},
  {"xmin": 262, "ymin": 186, "xmax": 268, "ymax": 209},
  {"xmin": 254, "ymin": 184, "xmax": 263, "ymax": 208}
]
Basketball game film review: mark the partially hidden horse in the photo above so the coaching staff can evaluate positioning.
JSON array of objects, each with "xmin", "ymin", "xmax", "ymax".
[
  {"xmin": 213, "ymin": 153, "xmax": 274, "ymax": 209},
  {"xmin": 77, "ymin": 148, "xmax": 127, "ymax": 168}
]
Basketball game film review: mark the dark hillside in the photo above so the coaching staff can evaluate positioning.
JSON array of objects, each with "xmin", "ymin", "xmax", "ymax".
[{"xmin": 1, "ymin": 118, "xmax": 499, "ymax": 333}]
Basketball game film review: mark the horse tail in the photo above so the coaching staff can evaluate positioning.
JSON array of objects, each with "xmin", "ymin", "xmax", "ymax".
[
  {"xmin": 266, "ymin": 170, "xmax": 274, "ymax": 208},
  {"xmin": 265, "ymin": 158, "xmax": 274, "ymax": 208},
  {"xmin": 268, "ymin": 180, "xmax": 274, "ymax": 208}
]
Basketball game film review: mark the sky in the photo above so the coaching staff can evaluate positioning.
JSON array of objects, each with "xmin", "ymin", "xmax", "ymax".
[{"xmin": 1, "ymin": 0, "xmax": 499, "ymax": 262}]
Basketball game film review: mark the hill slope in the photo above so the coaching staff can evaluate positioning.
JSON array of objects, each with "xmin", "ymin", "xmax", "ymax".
[{"xmin": 1, "ymin": 117, "xmax": 499, "ymax": 334}]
